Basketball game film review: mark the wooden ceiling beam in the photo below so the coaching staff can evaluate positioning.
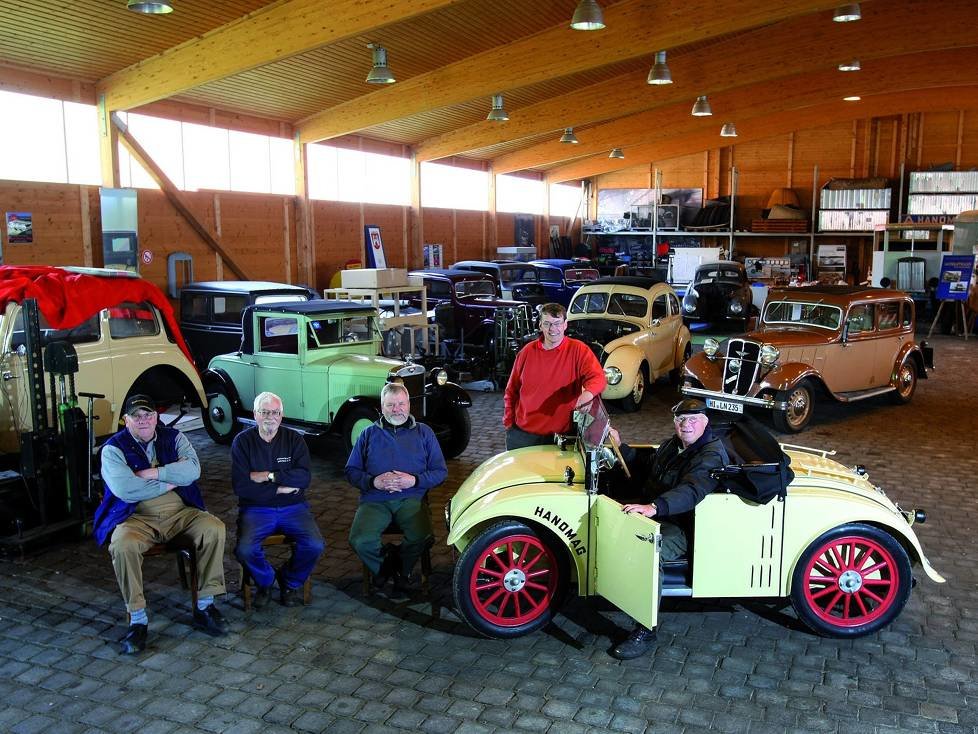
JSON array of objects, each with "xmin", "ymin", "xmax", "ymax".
[
  {"xmin": 494, "ymin": 48, "xmax": 978, "ymax": 174},
  {"xmin": 97, "ymin": 0, "xmax": 464, "ymax": 113},
  {"xmin": 415, "ymin": 0, "xmax": 978, "ymax": 162},
  {"xmin": 545, "ymin": 87, "xmax": 978, "ymax": 183},
  {"xmin": 297, "ymin": 0, "xmax": 841, "ymax": 144}
]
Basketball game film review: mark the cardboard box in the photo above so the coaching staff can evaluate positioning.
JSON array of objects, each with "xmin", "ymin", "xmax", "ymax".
[{"xmin": 340, "ymin": 268, "xmax": 408, "ymax": 289}]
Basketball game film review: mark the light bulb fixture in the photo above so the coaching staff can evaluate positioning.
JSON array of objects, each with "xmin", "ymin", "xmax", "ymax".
[
  {"xmin": 486, "ymin": 94, "xmax": 509, "ymax": 122},
  {"xmin": 127, "ymin": 0, "xmax": 173, "ymax": 12},
  {"xmin": 560, "ymin": 128, "xmax": 580, "ymax": 144},
  {"xmin": 843, "ymin": 95, "xmax": 861, "ymax": 101},
  {"xmin": 647, "ymin": 51, "xmax": 673, "ymax": 85},
  {"xmin": 365, "ymin": 44, "xmax": 396, "ymax": 84},
  {"xmin": 609, "ymin": 147, "xmax": 625, "ymax": 159},
  {"xmin": 833, "ymin": 3, "xmax": 861, "ymax": 22},
  {"xmin": 570, "ymin": 0, "xmax": 605, "ymax": 30},
  {"xmin": 720, "ymin": 122, "xmax": 738, "ymax": 137},
  {"xmin": 838, "ymin": 59, "xmax": 861, "ymax": 72},
  {"xmin": 691, "ymin": 95, "xmax": 713, "ymax": 117}
]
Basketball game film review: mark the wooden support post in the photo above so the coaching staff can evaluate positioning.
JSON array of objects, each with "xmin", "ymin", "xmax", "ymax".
[
  {"xmin": 487, "ymin": 166, "xmax": 498, "ymax": 258},
  {"xmin": 293, "ymin": 135, "xmax": 315, "ymax": 287},
  {"xmin": 409, "ymin": 154, "xmax": 423, "ymax": 269},
  {"xmin": 97, "ymin": 95, "xmax": 120, "ymax": 188}
]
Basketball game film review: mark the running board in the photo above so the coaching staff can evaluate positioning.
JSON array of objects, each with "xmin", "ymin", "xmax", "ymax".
[
  {"xmin": 833, "ymin": 386, "xmax": 895, "ymax": 403},
  {"xmin": 662, "ymin": 586, "xmax": 693, "ymax": 597}
]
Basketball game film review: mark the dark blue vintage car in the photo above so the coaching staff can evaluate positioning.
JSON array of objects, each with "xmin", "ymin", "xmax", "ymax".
[
  {"xmin": 680, "ymin": 261, "xmax": 758, "ymax": 330},
  {"xmin": 526, "ymin": 259, "xmax": 600, "ymax": 306}
]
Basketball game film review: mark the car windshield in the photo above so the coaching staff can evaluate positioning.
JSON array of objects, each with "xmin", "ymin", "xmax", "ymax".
[
  {"xmin": 763, "ymin": 300, "xmax": 843, "ymax": 329},
  {"xmin": 565, "ymin": 267, "xmax": 599, "ymax": 283},
  {"xmin": 306, "ymin": 314, "xmax": 380, "ymax": 347},
  {"xmin": 574, "ymin": 395, "xmax": 610, "ymax": 451},
  {"xmin": 570, "ymin": 291, "xmax": 648, "ymax": 317},
  {"xmin": 456, "ymin": 280, "xmax": 497, "ymax": 298},
  {"xmin": 500, "ymin": 266, "xmax": 538, "ymax": 283},
  {"xmin": 696, "ymin": 268, "xmax": 742, "ymax": 284}
]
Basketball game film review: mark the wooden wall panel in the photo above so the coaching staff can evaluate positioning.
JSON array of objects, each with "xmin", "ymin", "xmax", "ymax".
[
  {"xmin": 422, "ymin": 208, "xmax": 454, "ymax": 262},
  {"xmin": 0, "ymin": 180, "xmax": 88, "ymax": 266},
  {"xmin": 213, "ymin": 192, "xmax": 294, "ymax": 282},
  {"xmin": 313, "ymin": 200, "xmax": 361, "ymax": 290},
  {"xmin": 918, "ymin": 111, "xmax": 964, "ymax": 170},
  {"xmin": 455, "ymin": 211, "xmax": 486, "ymax": 261},
  {"xmin": 959, "ymin": 112, "xmax": 978, "ymax": 168},
  {"xmin": 730, "ymin": 136, "xmax": 792, "ymax": 225}
]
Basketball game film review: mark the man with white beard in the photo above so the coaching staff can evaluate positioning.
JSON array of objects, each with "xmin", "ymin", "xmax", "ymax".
[
  {"xmin": 345, "ymin": 382, "xmax": 447, "ymax": 598},
  {"xmin": 231, "ymin": 391, "xmax": 324, "ymax": 608}
]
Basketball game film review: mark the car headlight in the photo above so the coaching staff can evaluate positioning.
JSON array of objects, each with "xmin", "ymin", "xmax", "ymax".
[
  {"xmin": 703, "ymin": 337, "xmax": 720, "ymax": 358},
  {"xmin": 428, "ymin": 368, "xmax": 449, "ymax": 385},
  {"xmin": 729, "ymin": 301, "xmax": 744, "ymax": 315},
  {"xmin": 759, "ymin": 344, "xmax": 780, "ymax": 366},
  {"xmin": 604, "ymin": 366, "xmax": 622, "ymax": 385},
  {"xmin": 683, "ymin": 301, "xmax": 696, "ymax": 313}
]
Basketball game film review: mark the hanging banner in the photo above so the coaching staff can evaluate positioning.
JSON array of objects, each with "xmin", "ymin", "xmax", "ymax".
[
  {"xmin": 364, "ymin": 225, "xmax": 387, "ymax": 268},
  {"xmin": 936, "ymin": 254, "xmax": 976, "ymax": 301}
]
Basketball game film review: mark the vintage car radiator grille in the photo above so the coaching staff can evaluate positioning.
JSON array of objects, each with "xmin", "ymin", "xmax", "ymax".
[
  {"xmin": 390, "ymin": 363, "xmax": 425, "ymax": 399},
  {"xmin": 721, "ymin": 339, "xmax": 762, "ymax": 395}
]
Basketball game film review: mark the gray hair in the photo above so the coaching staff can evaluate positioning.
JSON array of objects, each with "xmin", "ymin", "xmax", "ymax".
[
  {"xmin": 381, "ymin": 382, "xmax": 410, "ymax": 402},
  {"xmin": 253, "ymin": 391, "xmax": 283, "ymax": 412}
]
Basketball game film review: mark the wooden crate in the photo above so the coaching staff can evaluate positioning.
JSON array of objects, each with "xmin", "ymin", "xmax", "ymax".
[{"xmin": 751, "ymin": 219, "xmax": 809, "ymax": 233}]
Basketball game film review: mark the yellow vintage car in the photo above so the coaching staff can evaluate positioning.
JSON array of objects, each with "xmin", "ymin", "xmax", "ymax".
[{"xmin": 446, "ymin": 398, "xmax": 943, "ymax": 640}]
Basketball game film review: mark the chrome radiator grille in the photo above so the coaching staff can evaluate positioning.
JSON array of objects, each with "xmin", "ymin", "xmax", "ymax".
[{"xmin": 721, "ymin": 339, "xmax": 762, "ymax": 395}]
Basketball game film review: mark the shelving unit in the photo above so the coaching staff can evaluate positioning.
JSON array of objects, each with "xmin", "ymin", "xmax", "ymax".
[{"xmin": 322, "ymin": 284, "xmax": 437, "ymax": 358}]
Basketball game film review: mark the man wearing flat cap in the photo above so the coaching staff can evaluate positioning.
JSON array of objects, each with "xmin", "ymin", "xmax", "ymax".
[
  {"xmin": 94, "ymin": 394, "xmax": 229, "ymax": 655},
  {"xmin": 610, "ymin": 398, "xmax": 728, "ymax": 660}
]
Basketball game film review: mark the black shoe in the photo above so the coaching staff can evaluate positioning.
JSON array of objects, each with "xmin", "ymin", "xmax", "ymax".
[
  {"xmin": 389, "ymin": 572, "xmax": 413, "ymax": 601},
  {"xmin": 277, "ymin": 568, "xmax": 303, "ymax": 607},
  {"xmin": 609, "ymin": 625, "xmax": 657, "ymax": 660},
  {"xmin": 370, "ymin": 569, "xmax": 390, "ymax": 591},
  {"xmin": 192, "ymin": 604, "xmax": 230, "ymax": 636},
  {"xmin": 253, "ymin": 585, "xmax": 273, "ymax": 610},
  {"xmin": 119, "ymin": 623, "xmax": 147, "ymax": 655}
]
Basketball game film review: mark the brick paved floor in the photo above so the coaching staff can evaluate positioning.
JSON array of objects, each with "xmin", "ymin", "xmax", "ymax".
[{"xmin": 1, "ymin": 334, "xmax": 976, "ymax": 733}]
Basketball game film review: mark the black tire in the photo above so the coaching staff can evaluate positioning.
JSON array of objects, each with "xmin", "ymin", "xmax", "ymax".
[
  {"xmin": 618, "ymin": 364, "xmax": 646, "ymax": 413},
  {"xmin": 203, "ymin": 384, "xmax": 240, "ymax": 445},
  {"xmin": 889, "ymin": 360, "xmax": 917, "ymax": 405},
  {"xmin": 669, "ymin": 343, "xmax": 692, "ymax": 386},
  {"xmin": 453, "ymin": 520, "xmax": 568, "ymax": 639},
  {"xmin": 342, "ymin": 404, "xmax": 378, "ymax": 453},
  {"xmin": 790, "ymin": 523, "xmax": 912, "ymax": 637},
  {"xmin": 772, "ymin": 381, "xmax": 814, "ymax": 433},
  {"xmin": 439, "ymin": 405, "xmax": 472, "ymax": 459}
]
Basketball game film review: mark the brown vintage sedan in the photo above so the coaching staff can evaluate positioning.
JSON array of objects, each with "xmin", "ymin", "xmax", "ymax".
[{"xmin": 681, "ymin": 286, "xmax": 933, "ymax": 432}]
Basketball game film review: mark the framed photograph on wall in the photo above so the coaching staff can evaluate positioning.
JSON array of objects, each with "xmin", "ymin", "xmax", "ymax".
[{"xmin": 6, "ymin": 212, "xmax": 33, "ymax": 244}]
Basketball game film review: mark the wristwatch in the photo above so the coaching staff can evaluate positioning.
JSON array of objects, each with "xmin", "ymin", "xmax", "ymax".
[{"xmin": 268, "ymin": 472, "xmax": 276, "ymax": 483}]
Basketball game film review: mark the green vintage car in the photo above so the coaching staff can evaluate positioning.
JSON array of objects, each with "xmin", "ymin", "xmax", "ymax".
[
  {"xmin": 202, "ymin": 300, "xmax": 472, "ymax": 456},
  {"xmin": 446, "ymin": 398, "xmax": 943, "ymax": 639}
]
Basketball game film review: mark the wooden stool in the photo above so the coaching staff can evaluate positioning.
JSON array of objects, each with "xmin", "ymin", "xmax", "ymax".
[
  {"xmin": 126, "ymin": 539, "xmax": 199, "ymax": 623},
  {"xmin": 240, "ymin": 533, "xmax": 312, "ymax": 610},
  {"xmin": 361, "ymin": 524, "xmax": 434, "ymax": 598}
]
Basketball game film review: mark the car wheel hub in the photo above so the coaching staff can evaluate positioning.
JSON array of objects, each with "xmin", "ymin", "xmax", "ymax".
[
  {"xmin": 210, "ymin": 406, "xmax": 225, "ymax": 421},
  {"xmin": 838, "ymin": 569, "xmax": 863, "ymax": 593},
  {"xmin": 503, "ymin": 568, "xmax": 526, "ymax": 592}
]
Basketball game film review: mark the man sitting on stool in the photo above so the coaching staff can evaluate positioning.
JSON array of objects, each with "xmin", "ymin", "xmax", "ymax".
[
  {"xmin": 345, "ymin": 382, "xmax": 447, "ymax": 599},
  {"xmin": 232, "ymin": 391, "xmax": 324, "ymax": 608},
  {"xmin": 95, "ymin": 394, "xmax": 228, "ymax": 655}
]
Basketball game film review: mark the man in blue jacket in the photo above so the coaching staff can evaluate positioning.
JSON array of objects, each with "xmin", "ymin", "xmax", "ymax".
[
  {"xmin": 231, "ymin": 392, "xmax": 324, "ymax": 608},
  {"xmin": 95, "ymin": 394, "xmax": 228, "ymax": 655},
  {"xmin": 346, "ymin": 382, "xmax": 447, "ymax": 598}
]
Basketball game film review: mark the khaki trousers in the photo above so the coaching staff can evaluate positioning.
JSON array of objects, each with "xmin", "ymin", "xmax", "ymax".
[{"xmin": 108, "ymin": 493, "xmax": 227, "ymax": 612}]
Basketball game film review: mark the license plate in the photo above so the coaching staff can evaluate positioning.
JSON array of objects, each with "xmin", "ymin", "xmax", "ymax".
[{"xmin": 706, "ymin": 398, "xmax": 744, "ymax": 414}]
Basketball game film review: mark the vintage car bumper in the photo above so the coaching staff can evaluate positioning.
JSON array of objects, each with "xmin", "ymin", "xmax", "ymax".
[{"xmin": 682, "ymin": 385, "xmax": 787, "ymax": 411}]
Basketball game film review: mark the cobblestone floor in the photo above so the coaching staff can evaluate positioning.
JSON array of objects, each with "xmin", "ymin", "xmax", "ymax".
[{"xmin": 1, "ymin": 335, "xmax": 976, "ymax": 733}]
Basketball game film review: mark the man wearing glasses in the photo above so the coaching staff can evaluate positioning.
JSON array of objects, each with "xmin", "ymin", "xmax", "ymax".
[
  {"xmin": 610, "ymin": 399, "xmax": 728, "ymax": 660},
  {"xmin": 95, "ymin": 394, "xmax": 229, "ymax": 654},
  {"xmin": 503, "ymin": 302, "xmax": 606, "ymax": 450},
  {"xmin": 231, "ymin": 392, "xmax": 324, "ymax": 608}
]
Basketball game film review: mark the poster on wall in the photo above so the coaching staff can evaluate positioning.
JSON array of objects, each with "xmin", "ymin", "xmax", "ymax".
[
  {"xmin": 514, "ymin": 215, "xmax": 534, "ymax": 246},
  {"xmin": 936, "ymin": 254, "xmax": 976, "ymax": 301},
  {"xmin": 6, "ymin": 212, "xmax": 33, "ymax": 244},
  {"xmin": 364, "ymin": 225, "xmax": 387, "ymax": 268}
]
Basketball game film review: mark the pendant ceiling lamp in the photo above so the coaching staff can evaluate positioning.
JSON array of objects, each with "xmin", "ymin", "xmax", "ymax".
[
  {"xmin": 647, "ymin": 51, "xmax": 672, "ymax": 85},
  {"xmin": 691, "ymin": 95, "xmax": 713, "ymax": 117},
  {"xmin": 609, "ymin": 147, "xmax": 625, "ymax": 159},
  {"xmin": 838, "ymin": 59, "xmax": 861, "ymax": 71},
  {"xmin": 570, "ymin": 0, "xmax": 605, "ymax": 30},
  {"xmin": 833, "ymin": 3, "xmax": 861, "ymax": 22},
  {"xmin": 365, "ymin": 45, "xmax": 396, "ymax": 84},
  {"xmin": 560, "ymin": 128, "xmax": 580, "ymax": 144},
  {"xmin": 486, "ymin": 95, "xmax": 509, "ymax": 122},
  {"xmin": 720, "ymin": 122, "xmax": 738, "ymax": 137},
  {"xmin": 127, "ymin": 0, "xmax": 173, "ymax": 12}
]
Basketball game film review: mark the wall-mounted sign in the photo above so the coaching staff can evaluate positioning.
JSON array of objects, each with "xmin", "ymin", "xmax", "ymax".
[
  {"xmin": 936, "ymin": 254, "xmax": 976, "ymax": 301},
  {"xmin": 141, "ymin": 249, "xmax": 153, "ymax": 265},
  {"xmin": 364, "ymin": 225, "xmax": 387, "ymax": 268},
  {"xmin": 6, "ymin": 212, "xmax": 33, "ymax": 244}
]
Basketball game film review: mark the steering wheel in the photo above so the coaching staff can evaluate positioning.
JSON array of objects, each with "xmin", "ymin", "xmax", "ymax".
[{"xmin": 604, "ymin": 436, "xmax": 631, "ymax": 479}]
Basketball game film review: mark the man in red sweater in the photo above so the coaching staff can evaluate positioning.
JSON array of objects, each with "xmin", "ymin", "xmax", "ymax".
[{"xmin": 503, "ymin": 302, "xmax": 607, "ymax": 450}]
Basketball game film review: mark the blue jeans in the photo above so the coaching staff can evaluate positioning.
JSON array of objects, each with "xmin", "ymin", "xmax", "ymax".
[
  {"xmin": 348, "ymin": 497, "xmax": 432, "ymax": 576},
  {"xmin": 235, "ymin": 504, "xmax": 325, "ymax": 589}
]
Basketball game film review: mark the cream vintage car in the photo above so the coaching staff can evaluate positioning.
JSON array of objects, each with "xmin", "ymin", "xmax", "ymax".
[
  {"xmin": 681, "ymin": 286, "xmax": 932, "ymax": 433},
  {"xmin": 446, "ymin": 398, "xmax": 943, "ymax": 640},
  {"xmin": 0, "ymin": 266, "xmax": 205, "ymax": 453},
  {"xmin": 566, "ymin": 276, "xmax": 691, "ymax": 412}
]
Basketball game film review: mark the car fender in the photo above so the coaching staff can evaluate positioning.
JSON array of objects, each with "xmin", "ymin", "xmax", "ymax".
[
  {"xmin": 782, "ymin": 491, "xmax": 945, "ymax": 595},
  {"xmin": 674, "ymin": 326, "xmax": 692, "ymax": 367},
  {"xmin": 756, "ymin": 362, "xmax": 824, "ymax": 395},
  {"xmin": 435, "ymin": 382, "xmax": 473, "ymax": 407},
  {"xmin": 333, "ymin": 395, "xmax": 381, "ymax": 429},
  {"xmin": 602, "ymin": 344, "xmax": 645, "ymax": 399},
  {"xmin": 448, "ymin": 484, "xmax": 590, "ymax": 589},
  {"xmin": 201, "ymin": 368, "xmax": 242, "ymax": 407},
  {"xmin": 894, "ymin": 342, "xmax": 928, "ymax": 379}
]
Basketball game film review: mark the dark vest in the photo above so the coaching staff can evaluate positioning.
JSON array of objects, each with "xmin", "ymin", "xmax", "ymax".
[{"xmin": 92, "ymin": 426, "xmax": 205, "ymax": 546}]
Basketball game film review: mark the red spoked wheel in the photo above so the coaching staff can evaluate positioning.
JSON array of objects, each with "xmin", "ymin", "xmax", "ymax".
[
  {"xmin": 791, "ymin": 524, "xmax": 912, "ymax": 638},
  {"xmin": 453, "ymin": 520, "xmax": 567, "ymax": 639}
]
